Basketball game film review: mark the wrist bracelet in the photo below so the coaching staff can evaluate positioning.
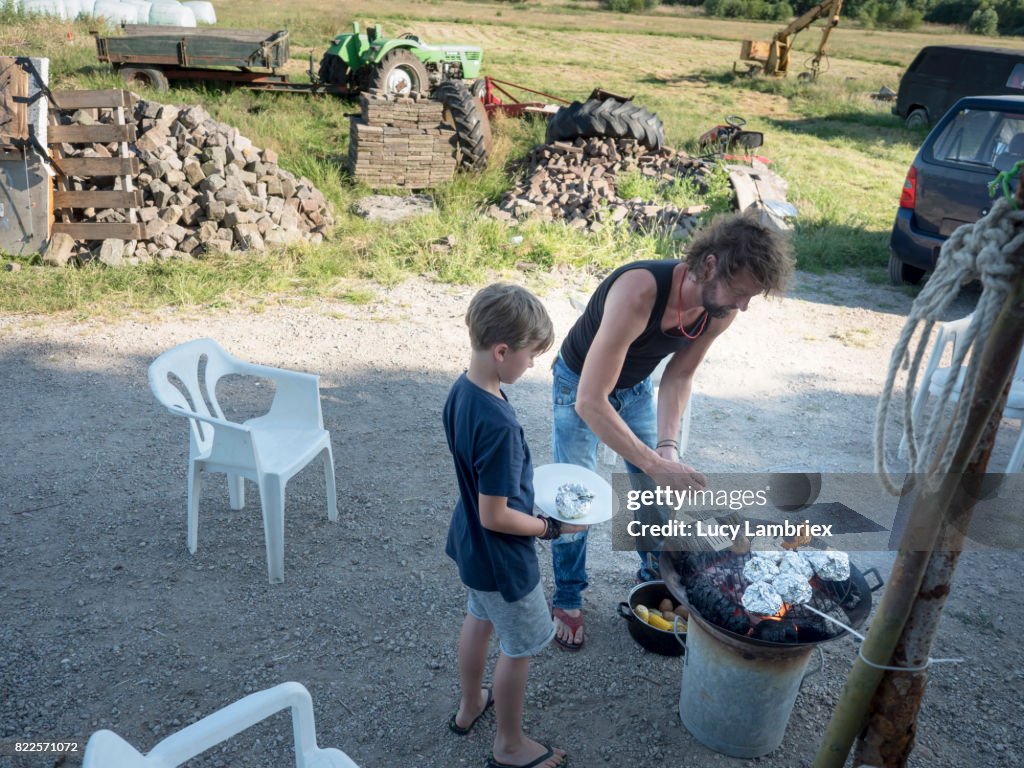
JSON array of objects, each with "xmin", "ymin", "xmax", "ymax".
[
  {"xmin": 539, "ymin": 515, "xmax": 562, "ymax": 540},
  {"xmin": 656, "ymin": 439, "xmax": 679, "ymax": 449}
]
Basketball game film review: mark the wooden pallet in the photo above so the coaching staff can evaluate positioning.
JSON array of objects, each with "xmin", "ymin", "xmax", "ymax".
[{"xmin": 49, "ymin": 89, "xmax": 146, "ymax": 241}]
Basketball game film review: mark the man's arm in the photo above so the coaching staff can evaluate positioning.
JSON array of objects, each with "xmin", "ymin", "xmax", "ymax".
[
  {"xmin": 573, "ymin": 271, "xmax": 707, "ymax": 486},
  {"xmin": 655, "ymin": 315, "xmax": 735, "ymax": 460}
]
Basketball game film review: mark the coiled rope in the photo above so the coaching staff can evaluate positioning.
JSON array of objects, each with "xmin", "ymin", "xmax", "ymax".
[{"xmin": 875, "ymin": 179, "xmax": 1024, "ymax": 494}]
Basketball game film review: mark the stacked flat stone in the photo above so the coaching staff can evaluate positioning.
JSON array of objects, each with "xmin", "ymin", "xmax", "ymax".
[
  {"xmin": 487, "ymin": 136, "xmax": 710, "ymax": 239},
  {"xmin": 50, "ymin": 99, "xmax": 334, "ymax": 266},
  {"xmin": 348, "ymin": 90, "xmax": 457, "ymax": 189}
]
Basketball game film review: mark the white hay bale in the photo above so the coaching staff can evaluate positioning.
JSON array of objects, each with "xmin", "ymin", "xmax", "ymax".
[
  {"xmin": 148, "ymin": 0, "xmax": 196, "ymax": 26},
  {"xmin": 182, "ymin": 0, "xmax": 214, "ymax": 24}
]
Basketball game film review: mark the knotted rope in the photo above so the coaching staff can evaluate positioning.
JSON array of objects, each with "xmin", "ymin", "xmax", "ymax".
[{"xmin": 875, "ymin": 188, "xmax": 1024, "ymax": 494}]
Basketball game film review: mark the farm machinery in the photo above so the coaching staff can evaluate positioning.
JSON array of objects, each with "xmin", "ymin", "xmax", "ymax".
[{"xmin": 734, "ymin": 0, "xmax": 843, "ymax": 79}]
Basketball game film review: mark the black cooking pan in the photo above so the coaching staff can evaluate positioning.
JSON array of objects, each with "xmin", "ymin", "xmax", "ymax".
[{"xmin": 617, "ymin": 580, "xmax": 687, "ymax": 656}]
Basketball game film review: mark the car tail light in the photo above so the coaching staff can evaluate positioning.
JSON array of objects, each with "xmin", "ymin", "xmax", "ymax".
[{"xmin": 899, "ymin": 166, "xmax": 917, "ymax": 209}]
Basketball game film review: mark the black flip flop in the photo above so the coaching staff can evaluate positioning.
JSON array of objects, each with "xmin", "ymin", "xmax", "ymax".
[
  {"xmin": 486, "ymin": 745, "xmax": 568, "ymax": 768},
  {"xmin": 448, "ymin": 687, "xmax": 494, "ymax": 735}
]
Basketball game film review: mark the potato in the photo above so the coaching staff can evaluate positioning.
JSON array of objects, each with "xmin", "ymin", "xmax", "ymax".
[
  {"xmin": 659, "ymin": 598, "xmax": 674, "ymax": 614},
  {"xmin": 673, "ymin": 605, "xmax": 689, "ymax": 620}
]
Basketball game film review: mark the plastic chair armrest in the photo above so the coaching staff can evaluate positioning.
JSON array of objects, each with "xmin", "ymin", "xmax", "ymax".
[
  {"xmin": 230, "ymin": 363, "xmax": 324, "ymax": 427},
  {"xmin": 166, "ymin": 405, "xmax": 250, "ymax": 433}
]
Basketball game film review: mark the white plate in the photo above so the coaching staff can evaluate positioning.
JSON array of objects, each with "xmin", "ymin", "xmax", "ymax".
[{"xmin": 533, "ymin": 463, "xmax": 613, "ymax": 525}]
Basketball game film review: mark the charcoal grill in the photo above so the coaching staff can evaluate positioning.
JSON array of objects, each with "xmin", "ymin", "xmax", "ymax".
[{"xmin": 659, "ymin": 549, "xmax": 883, "ymax": 758}]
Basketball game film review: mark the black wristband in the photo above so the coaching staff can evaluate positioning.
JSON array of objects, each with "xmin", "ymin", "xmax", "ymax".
[{"xmin": 539, "ymin": 515, "xmax": 562, "ymax": 540}]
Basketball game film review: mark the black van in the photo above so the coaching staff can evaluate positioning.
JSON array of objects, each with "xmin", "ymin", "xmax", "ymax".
[{"xmin": 894, "ymin": 45, "xmax": 1024, "ymax": 128}]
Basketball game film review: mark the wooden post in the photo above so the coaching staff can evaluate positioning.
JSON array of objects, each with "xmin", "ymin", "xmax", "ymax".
[
  {"xmin": 813, "ymin": 197, "xmax": 1024, "ymax": 767},
  {"xmin": 853, "ymin": 291, "xmax": 1024, "ymax": 765}
]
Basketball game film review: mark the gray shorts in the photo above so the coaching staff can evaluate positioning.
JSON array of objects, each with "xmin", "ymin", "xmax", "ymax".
[{"xmin": 467, "ymin": 582, "xmax": 555, "ymax": 658}]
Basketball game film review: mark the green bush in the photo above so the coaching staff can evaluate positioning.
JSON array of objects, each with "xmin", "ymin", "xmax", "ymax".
[
  {"xmin": 968, "ymin": 6, "xmax": 1000, "ymax": 32},
  {"xmin": 601, "ymin": 0, "xmax": 660, "ymax": 11}
]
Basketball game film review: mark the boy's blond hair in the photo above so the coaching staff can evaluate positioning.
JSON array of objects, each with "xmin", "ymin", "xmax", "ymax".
[{"xmin": 466, "ymin": 283, "xmax": 554, "ymax": 353}]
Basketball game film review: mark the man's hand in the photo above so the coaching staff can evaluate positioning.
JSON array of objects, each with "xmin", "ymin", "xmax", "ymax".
[{"xmin": 652, "ymin": 447, "xmax": 708, "ymax": 489}]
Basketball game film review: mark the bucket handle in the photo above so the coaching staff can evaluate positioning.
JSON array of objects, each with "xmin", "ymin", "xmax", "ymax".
[
  {"xmin": 799, "ymin": 645, "xmax": 825, "ymax": 690},
  {"xmin": 672, "ymin": 616, "xmax": 688, "ymax": 654}
]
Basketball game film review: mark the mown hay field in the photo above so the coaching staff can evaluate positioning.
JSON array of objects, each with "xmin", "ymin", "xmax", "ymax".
[{"xmin": 2, "ymin": 0, "xmax": 1020, "ymax": 313}]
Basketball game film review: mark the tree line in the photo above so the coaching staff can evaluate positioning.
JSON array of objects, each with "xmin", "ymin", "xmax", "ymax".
[{"xmin": 598, "ymin": 0, "xmax": 1024, "ymax": 35}]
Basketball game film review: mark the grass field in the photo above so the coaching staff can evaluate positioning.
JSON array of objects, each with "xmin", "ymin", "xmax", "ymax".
[{"xmin": 2, "ymin": 0, "xmax": 1019, "ymax": 314}]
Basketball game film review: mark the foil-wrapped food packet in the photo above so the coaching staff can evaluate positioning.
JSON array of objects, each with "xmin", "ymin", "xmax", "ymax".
[
  {"xmin": 555, "ymin": 482, "xmax": 594, "ymax": 519},
  {"xmin": 743, "ymin": 555, "xmax": 781, "ymax": 583},
  {"xmin": 805, "ymin": 550, "xmax": 851, "ymax": 581},
  {"xmin": 777, "ymin": 550, "xmax": 814, "ymax": 579},
  {"xmin": 741, "ymin": 581, "xmax": 784, "ymax": 615},
  {"xmin": 772, "ymin": 573, "xmax": 813, "ymax": 605}
]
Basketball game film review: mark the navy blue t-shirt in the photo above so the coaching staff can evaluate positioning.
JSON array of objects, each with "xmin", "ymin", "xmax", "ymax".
[{"xmin": 443, "ymin": 373, "xmax": 539, "ymax": 603}]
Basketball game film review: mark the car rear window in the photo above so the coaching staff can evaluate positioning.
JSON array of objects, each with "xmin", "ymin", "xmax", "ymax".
[{"xmin": 929, "ymin": 108, "xmax": 1024, "ymax": 168}]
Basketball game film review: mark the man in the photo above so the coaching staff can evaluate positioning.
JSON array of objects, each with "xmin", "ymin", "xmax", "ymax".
[{"xmin": 549, "ymin": 210, "xmax": 794, "ymax": 651}]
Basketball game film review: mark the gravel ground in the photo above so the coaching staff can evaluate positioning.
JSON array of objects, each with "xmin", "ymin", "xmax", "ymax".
[{"xmin": 1, "ymin": 270, "xmax": 1022, "ymax": 768}]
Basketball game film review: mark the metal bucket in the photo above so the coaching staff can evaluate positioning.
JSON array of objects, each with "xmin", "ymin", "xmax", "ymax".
[{"xmin": 679, "ymin": 609, "xmax": 813, "ymax": 758}]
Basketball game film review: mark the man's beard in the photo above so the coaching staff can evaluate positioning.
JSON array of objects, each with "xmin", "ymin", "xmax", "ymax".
[{"xmin": 701, "ymin": 279, "xmax": 734, "ymax": 319}]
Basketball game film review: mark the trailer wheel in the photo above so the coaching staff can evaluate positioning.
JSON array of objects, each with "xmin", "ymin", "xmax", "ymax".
[
  {"xmin": 546, "ymin": 97, "xmax": 665, "ymax": 151},
  {"xmin": 432, "ymin": 80, "xmax": 490, "ymax": 170},
  {"xmin": 120, "ymin": 67, "xmax": 169, "ymax": 92},
  {"xmin": 366, "ymin": 49, "xmax": 429, "ymax": 96}
]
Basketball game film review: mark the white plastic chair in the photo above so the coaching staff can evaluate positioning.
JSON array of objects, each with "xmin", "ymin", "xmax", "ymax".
[
  {"xmin": 567, "ymin": 294, "xmax": 693, "ymax": 466},
  {"xmin": 83, "ymin": 681, "xmax": 359, "ymax": 768},
  {"xmin": 149, "ymin": 338, "xmax": 337, "ymax": 583},
  {"xmin": 898, "ymin": 314, "xmax": 1024, "ymax": 472}
]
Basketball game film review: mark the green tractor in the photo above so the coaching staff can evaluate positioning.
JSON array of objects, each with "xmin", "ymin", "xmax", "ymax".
[
  {"xmin": 318, "ymin": 22, "xmax": 489, "ymax": 170},
  {"xmin": 317, "ymin": 22, "xmax": 483, "ymax": 96}
]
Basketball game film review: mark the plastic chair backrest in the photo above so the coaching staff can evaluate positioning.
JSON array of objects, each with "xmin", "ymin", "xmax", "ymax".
[
  {"xmin": 83, "ymin": 682, "xmax": 359, "ymax": 768},
  {"xmin": 148, "ymin": 338, "xmax": 256, "ymax": 468}
]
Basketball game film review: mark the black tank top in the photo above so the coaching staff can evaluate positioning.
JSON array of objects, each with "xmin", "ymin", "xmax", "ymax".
[{"xmin": 559, "ymin": 260, "xmax": 707, "ymax": 389}]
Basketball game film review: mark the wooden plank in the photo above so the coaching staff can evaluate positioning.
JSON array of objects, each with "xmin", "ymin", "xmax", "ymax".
[
  {"xmin": 54, "ymin": 156, "xmax": 139, "ymax": 177},
  {"xmin": 52, "ymin": 222, "xmax": 147, "ymax": 240},
  {"xmin": 50, "ymin": 89, "xmax": 134, "ymax": 110},
  {"xmin": 53, "ymin": 189, "xmax": 143, "ymax": 209},
  {"xmin": 0, "ymin": 56, "xmax": 29, "ymax": 146},
  {"xmin": 48, "ymin": 123, "xmax": 137, "ymax": 144}
]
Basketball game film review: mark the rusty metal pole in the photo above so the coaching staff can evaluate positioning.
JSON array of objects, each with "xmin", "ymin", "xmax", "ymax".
[
  {"xmin": 854, "ymin": 303, "xmax": 1024, "ymax": 766},
  {"xmin": 813, "ymin": 184, "xmax": 1024, "ymax": 768}
]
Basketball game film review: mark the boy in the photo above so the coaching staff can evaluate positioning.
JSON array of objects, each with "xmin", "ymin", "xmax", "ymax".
[{"xmin": 443, "ymin": 283, "xmax": 583, "ymax": 768}]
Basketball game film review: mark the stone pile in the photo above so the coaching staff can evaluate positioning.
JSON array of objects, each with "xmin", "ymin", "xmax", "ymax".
[
  {"xmin": 488, "ymin": 137, "xmax": 717, "ymax": 239},
  {"xmin": 348, "ymin": 90, "xmax": 457, "ymax": 189},
  {"xmin": 50, "ymin": 99, "xmax": 333, "ymax": 266}
]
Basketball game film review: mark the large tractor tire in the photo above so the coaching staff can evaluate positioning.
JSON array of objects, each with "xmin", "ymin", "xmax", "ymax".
[
  {"xmin": 317, "ymin": 53, "xmax": 349, "ymax": 86},
  {"xmin": 432, "ymin": 80, "xmax": 490, "ymax": 170},
  {"xmin": 366, "ymin": 48, "xmax": 429, "ymax": 95},
  {"xmin": 546, "ymin": 97, "xmax": 664, "ymax": 151}
]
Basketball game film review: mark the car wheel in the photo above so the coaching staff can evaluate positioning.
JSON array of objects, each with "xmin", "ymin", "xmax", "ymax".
[
  {"xmin": 889, "ymin": 253, "xmax": 926, "ymax": 286},
  {"xmin": 905, "ymin": 108, "xmax": 929, "ymax": 129}
]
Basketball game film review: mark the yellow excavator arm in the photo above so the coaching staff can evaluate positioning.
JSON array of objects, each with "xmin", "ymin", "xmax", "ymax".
[{"xmin": 737, "ymin": 0, "xmax": 843, "ymax": 78}]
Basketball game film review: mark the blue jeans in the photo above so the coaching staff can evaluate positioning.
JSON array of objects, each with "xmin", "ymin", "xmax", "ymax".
[{"xmin": 550, "ymin": 356, "xmax": 658, "ymax": 610}]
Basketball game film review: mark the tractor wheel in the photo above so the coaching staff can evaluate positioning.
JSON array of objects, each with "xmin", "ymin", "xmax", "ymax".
[
  {"xmin": 432, "ymin": 80, "xmax": 490, "ymax": 170},
  {"xmin": 545, "ymin": 97, "xmax": 665, "ymax": 151},
  {"xmin": 120, "ymin": 66, "xmax": 169, "ymax": 92},
  {"xmin": 469, "ymin": 78, "xmax": 487, "ymax": 100},
  {"xmin": 366, "ymin": 48, "xmax": 429, "ymax": 96},
  {"xmin": 317, "ymin": 53, "xmax": 349, "ymax": 86}
]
